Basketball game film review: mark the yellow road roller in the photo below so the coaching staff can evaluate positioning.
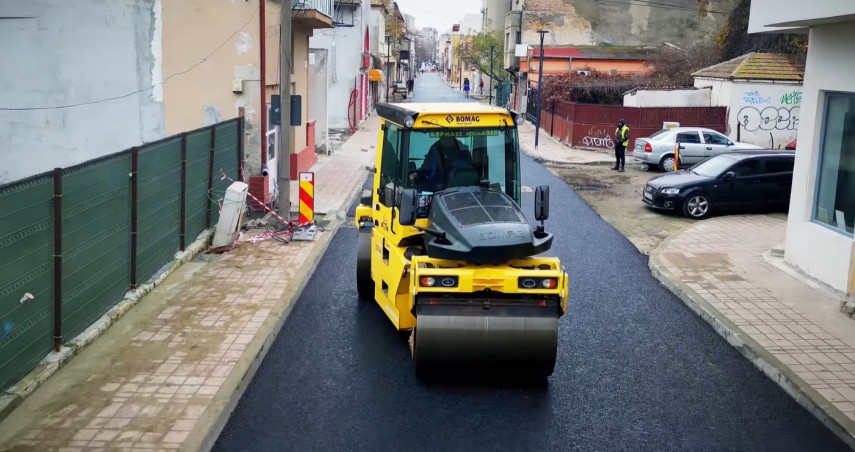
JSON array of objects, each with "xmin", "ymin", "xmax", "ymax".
[{"xmin": 354, "ymin": 103, "xmax": 569, "ymax": 378}]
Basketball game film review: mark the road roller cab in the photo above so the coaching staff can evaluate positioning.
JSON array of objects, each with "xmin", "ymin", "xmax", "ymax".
[{"xmin": 355, "ymin": 103, "xmax": 569, "ymax": 379}]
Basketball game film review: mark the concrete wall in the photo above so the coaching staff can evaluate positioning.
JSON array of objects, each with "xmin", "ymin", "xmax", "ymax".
[
  {"xmin": 519, "ymin": 0, "xmax": 731, "ymax": 48},
  {"xmin": 785, "ymin": 21, "xmax": 855, "ymax": 295},
  {"xmin": 726, "ymin": 81, "xmax": 802, "ymax": 148},
  {"xmin": 623, "ymin": 89, "xmax": 711, "ymax": 108},
  {"xmin": 0, "ymin": 0, "xmax": 164, "ymax": 183},
  {"xmin": 694, "ymin": 78, "xmax": 803, "ymax": 146},
  {"xmin": 308, "ymin": 49, "xmax": 330, "ymax": 153},
  {"xmin": 693, "ymin": 78, "xmax": 733, "ymax": 107},
  {"xmin": 292, "ymin": 24, "xmax": 311, "ymax": 155},
  {"xmin": 162, "ymin": 0, "xmax": 269, "ymax": 176},
  {"xmin": 481, "ymin": 0, "xmax": 509, "ymax": 32},
  {"xmin": 749, "ymin": 0, "xmax": 855, "ymax": 33},
  {"xmin": 310, "ymin": 2, "xmax": 368, "ymax": 130}
]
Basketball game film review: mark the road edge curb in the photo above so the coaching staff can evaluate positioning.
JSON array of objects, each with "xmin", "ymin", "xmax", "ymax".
[
  {"xmin": 648, "ymin": 248, "xmax": 855, "ymax": 450},
  {"xmin": 192, "ymin": 172, "xmax": 369, "ymax": 452},
  {"xmin": 0, "ymin": 230, "xmax": 214, "ymax": 424}
]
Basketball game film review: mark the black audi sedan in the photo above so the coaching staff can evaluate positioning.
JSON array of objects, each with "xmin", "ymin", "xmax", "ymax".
[{"xmin": 642, "ymin": 150, "xmax": 795, "ymax": 219}]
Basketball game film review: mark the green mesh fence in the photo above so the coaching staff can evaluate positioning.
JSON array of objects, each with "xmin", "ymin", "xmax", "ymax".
[
  {"xmin": 211, "ymin": 120, "xmax": 241, "ymax": 225},
  {"xmin": 61, "ymin": 153, "xmax": 133, "ymax": 340},
  {"xmin": 137, "ymin": 137, "xmax": 182, "ymax": 284},
  {"xmin": 0, "ymin": 173, "xmax": 56, "ymax": 392},
  {"xmin": 185, "ymin": 130, "xmax": 212, "ymax": 241},
  {"xmin": 0, "ymin": 117, "xmax": 242, "ymax": 393}
]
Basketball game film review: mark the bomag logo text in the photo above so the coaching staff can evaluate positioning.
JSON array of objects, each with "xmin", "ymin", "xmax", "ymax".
[
  {"xmin": 454, "ymin": 115, "xmax": 480, "ymax": 123},
  {"xmin": 479, "ymin": 230, "xmax": 525, "ymax": 241}
]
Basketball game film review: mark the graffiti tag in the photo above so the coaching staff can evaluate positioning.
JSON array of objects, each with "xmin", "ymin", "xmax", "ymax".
[
  {"xmin": 737, "ymin": 106, "xmax": 800, "ymax": 132},
  {"xmin": 742, "ymin": 90, "xmax": 771, "ymax": 105},
  {"xmin": 580, "ymin": 127, "xmax": 614, "ymax": 149},
  {"xmin": 780, "ymin": 91, "xmax": 802, "ymax": 105}
]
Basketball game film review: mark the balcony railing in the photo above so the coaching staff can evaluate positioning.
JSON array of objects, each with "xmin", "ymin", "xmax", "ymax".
[{"xmin": 291, "ymin": 0, "xmax": 333, "ymax": 19}]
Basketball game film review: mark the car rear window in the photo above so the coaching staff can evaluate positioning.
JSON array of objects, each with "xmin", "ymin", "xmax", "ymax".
[
  {"xmin": 648, "ymin": 129, "xmax": 670, "ymax": 139},
  {"xmin": 765, "ymin": 158, "xmax": 795, "ymax": 173}
]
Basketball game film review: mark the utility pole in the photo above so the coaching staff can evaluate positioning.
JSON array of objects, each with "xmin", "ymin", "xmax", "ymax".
[
  {"xmin": 534, "ymin": 29, "xmax": 548, "ymax": 149},
  {"xmin": 385, "ymin": 35, "xmax": 391, "ymax": 103},
  {"xmin": 277, "ymin": 0, "xmax": 292, "ymax": 219},
  {"xmin": 488, "ymin": 45, "xmax": 494, "ymax": 105},
  {"xmin": 259, "ymin": 0, "xmax": 267, "ymax": 170}
]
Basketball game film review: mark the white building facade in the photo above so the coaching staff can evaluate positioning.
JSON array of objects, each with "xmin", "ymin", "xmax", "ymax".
[{"xmin": 749, "ymin": 1, "xmax": 855, "ymax": 296}]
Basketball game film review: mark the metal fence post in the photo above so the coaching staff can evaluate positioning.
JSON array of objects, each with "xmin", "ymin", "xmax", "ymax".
[
  {"xmin": 550, "ymin": 101, "xmax": 555, "ymax": 137},
  {"xmin": 52, "ymin": 168, "xmax": 63, "ymax": 353},
  {"xmin": 206, "ymin": 126, "xmax": 217, "ymax": 228},
  {"xmin": 130, "ymin": 147, "xmax": 139, "ymax": 290},
  {"xmin": 237, "ymin": 118, "xmax": 244, "ymax": 182},
  {"xmin": 179, "ymin": 134, "xmax": 187, "ymax": 251}
]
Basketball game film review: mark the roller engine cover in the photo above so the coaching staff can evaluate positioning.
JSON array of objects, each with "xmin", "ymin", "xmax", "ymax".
[{"xmin": 423, "ymin": 187, "xmax": 552, "ymax": 263}]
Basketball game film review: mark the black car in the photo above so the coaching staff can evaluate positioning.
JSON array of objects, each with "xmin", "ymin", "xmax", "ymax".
[{"xmin": 642, "ymin": 150, "xmax": 795, "ymax": 219}]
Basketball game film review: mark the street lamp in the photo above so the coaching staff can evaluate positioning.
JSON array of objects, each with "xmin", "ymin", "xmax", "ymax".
[
  {"xmin": 385, "ymin": 34, "xmax": 391, "ymax": 103},
  {"xmin": 488, "ymin": 45, "xmax": 495, "ymax": 105},
  {"xmin": 535, "ymin": 30, "xmax": 548, "ymax": 149}
]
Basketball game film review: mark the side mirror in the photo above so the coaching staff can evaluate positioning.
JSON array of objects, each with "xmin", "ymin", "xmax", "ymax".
[
  {"xmin": 535, "ymin": 185, "xmax": 550, "ymax": 222},
  {"xmin": 727, "ymin": 141, "xmax": 734, "ymax": 146},
  {"xmin": 398, "ymin": 188, "xmax": 418, "ymax": 226},
  {"xmin": 723, "ymin": 171, "xmax": 735, "ymax": 181}
]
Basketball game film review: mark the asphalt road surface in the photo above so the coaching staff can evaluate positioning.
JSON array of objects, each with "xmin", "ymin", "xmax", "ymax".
[{"xmin": 214, "ymin": 74, "xmax": 847, "ymax": 451}]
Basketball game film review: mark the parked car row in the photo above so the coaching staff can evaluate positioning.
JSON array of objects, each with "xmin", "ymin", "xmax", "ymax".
[
  {"xmin": 642, "ymin": 150, "xmax": 796, "ymax": 219},
  {"xmin": 631, "ymin": 127, "xmax": 763, "ymax": 172}
]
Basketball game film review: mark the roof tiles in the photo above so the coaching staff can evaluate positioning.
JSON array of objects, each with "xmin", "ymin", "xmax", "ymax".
[{"xmin": 692, "ymin": 52, "xmax": 804, "ymax": 81}]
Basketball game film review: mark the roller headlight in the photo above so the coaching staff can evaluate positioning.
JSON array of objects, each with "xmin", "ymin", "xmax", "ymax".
[
  {"xmin": 420, "ymin": 276, "xmax": 458, "ymax": 287},
  {"xmin": 519, "ymin": 277, "xmax": 558, "ymax": 289},
  {"xmin": 404, "ymin": 116, "xmax": 415, "ymax": 128}
]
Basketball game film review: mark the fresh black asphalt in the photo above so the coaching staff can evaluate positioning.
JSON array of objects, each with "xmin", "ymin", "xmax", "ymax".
[{"xmin": 214, "ymin": 74, "xmax": 847, "ymax": 451}]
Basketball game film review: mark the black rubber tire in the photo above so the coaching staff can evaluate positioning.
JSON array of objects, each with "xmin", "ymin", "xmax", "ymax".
[
  {"xmin": 682, "ymin": 192, "xmax": 713, "ymax": 220},
  {"xmin": 356, "ymin": 230, "xmax": 373, "ymax": 301},
  {"xmin": 659, "ymin": 154, "xmax": 676, "ymax": 172}
]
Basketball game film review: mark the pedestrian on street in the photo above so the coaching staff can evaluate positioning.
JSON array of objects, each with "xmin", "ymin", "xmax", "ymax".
[
  {"xmin": 463, "ymin": 78, "xmax": 470, "ymax": 97},
  {"xmin": 479, "ymin": 78, "xmax": 484, "ymax": 95},
  {"xmin": 614, "ymin": 118, "xmax": 630, "ymax": 172},
  {"xmin": 407, "ymin": 78, "xmax": 414, "ymax": 95}
]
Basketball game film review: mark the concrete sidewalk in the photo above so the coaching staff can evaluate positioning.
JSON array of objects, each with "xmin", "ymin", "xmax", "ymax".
[
  {"xmin": 0, "ymin": 117, "xmax": 378, "ymax": 451},
  {"xmin": 650, "ymin": 214, "xmax": 855, "ymax": 448},
  {"xmin": 516, "ymin": 122, "xmax": 613, "ymax": 166}
]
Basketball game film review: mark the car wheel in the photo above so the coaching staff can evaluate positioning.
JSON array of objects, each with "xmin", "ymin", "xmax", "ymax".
[
  {"xmin": 659, "ymin": 155, "xmax": 675, "ymax": 172},
  {"xmin": 682, "ymin": 193, "xmax": 712, "ymax": 219}
]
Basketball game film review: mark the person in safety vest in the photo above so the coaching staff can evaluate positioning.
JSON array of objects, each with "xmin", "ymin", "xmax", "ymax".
[{"xmin": 613, "ymin": 118, "xmax": 630, "ymax": 172}]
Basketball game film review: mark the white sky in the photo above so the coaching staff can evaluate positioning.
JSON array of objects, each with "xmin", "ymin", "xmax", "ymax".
[{"xmin": 394, "ymin": 0, "xmax": 482, "ymax": 34}]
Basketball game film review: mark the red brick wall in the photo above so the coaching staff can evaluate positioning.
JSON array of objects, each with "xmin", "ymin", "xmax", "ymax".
[{"xmin": 290, "ymin": 120, "xmax": 318, "ymax": 179}]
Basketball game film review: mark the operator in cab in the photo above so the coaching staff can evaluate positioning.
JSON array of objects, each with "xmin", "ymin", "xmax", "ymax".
[{"xmin": 409, "ymin": 135, "xmax": 475, "ymax": 192}]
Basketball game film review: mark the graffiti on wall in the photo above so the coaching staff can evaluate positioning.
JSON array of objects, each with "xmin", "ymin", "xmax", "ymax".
[
  {"xmin": 737, "ymin": 88, "xmax": 802, "ymax": 133},
  {"xmin": 737, "ymin": 106, "xmax": 800, "ymax": 132},
  {"xmin": 742, "ymin": 90, "xmax": 771, "ymax": 105},
  {"xmin": 780, "ymin": 91, "xmax": 802, "ymax": 105},
  {"xmin": 580, "ymin": 126, "xmax": 615, "ymax": 149}
]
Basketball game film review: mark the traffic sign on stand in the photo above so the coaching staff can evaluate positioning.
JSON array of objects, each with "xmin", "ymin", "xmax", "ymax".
[{"xmin": 299, "ymin": 172, "xmax": 314, "ymax": 225}]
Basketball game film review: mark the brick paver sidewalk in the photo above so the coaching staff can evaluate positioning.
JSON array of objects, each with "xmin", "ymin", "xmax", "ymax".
[
  {"xmin": 651, "ymin": 214, "xmax": 855, "ymax": 447},
  {"xmin": 0, "ymin": 118, "xmax": 378, "ymax": 451}
]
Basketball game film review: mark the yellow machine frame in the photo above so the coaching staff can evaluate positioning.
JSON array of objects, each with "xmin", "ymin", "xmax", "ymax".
[{"xmin": 354, "ymin": 103, "xmax": 568, "ymax": 332}]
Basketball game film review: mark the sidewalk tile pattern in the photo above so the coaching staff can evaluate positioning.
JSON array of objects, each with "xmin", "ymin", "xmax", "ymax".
[
  {"xmin": 656, "ymin": 215, "xmax": 855, "ymax": 422},
  {"xmin": 0, "ymin": 119, "xmax": 378, "ymax": 451}
]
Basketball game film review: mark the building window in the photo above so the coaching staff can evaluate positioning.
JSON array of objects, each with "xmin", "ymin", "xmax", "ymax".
[{"xmin": 814, "ymin": 93, "xmax": 855, "ymax": 236}]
